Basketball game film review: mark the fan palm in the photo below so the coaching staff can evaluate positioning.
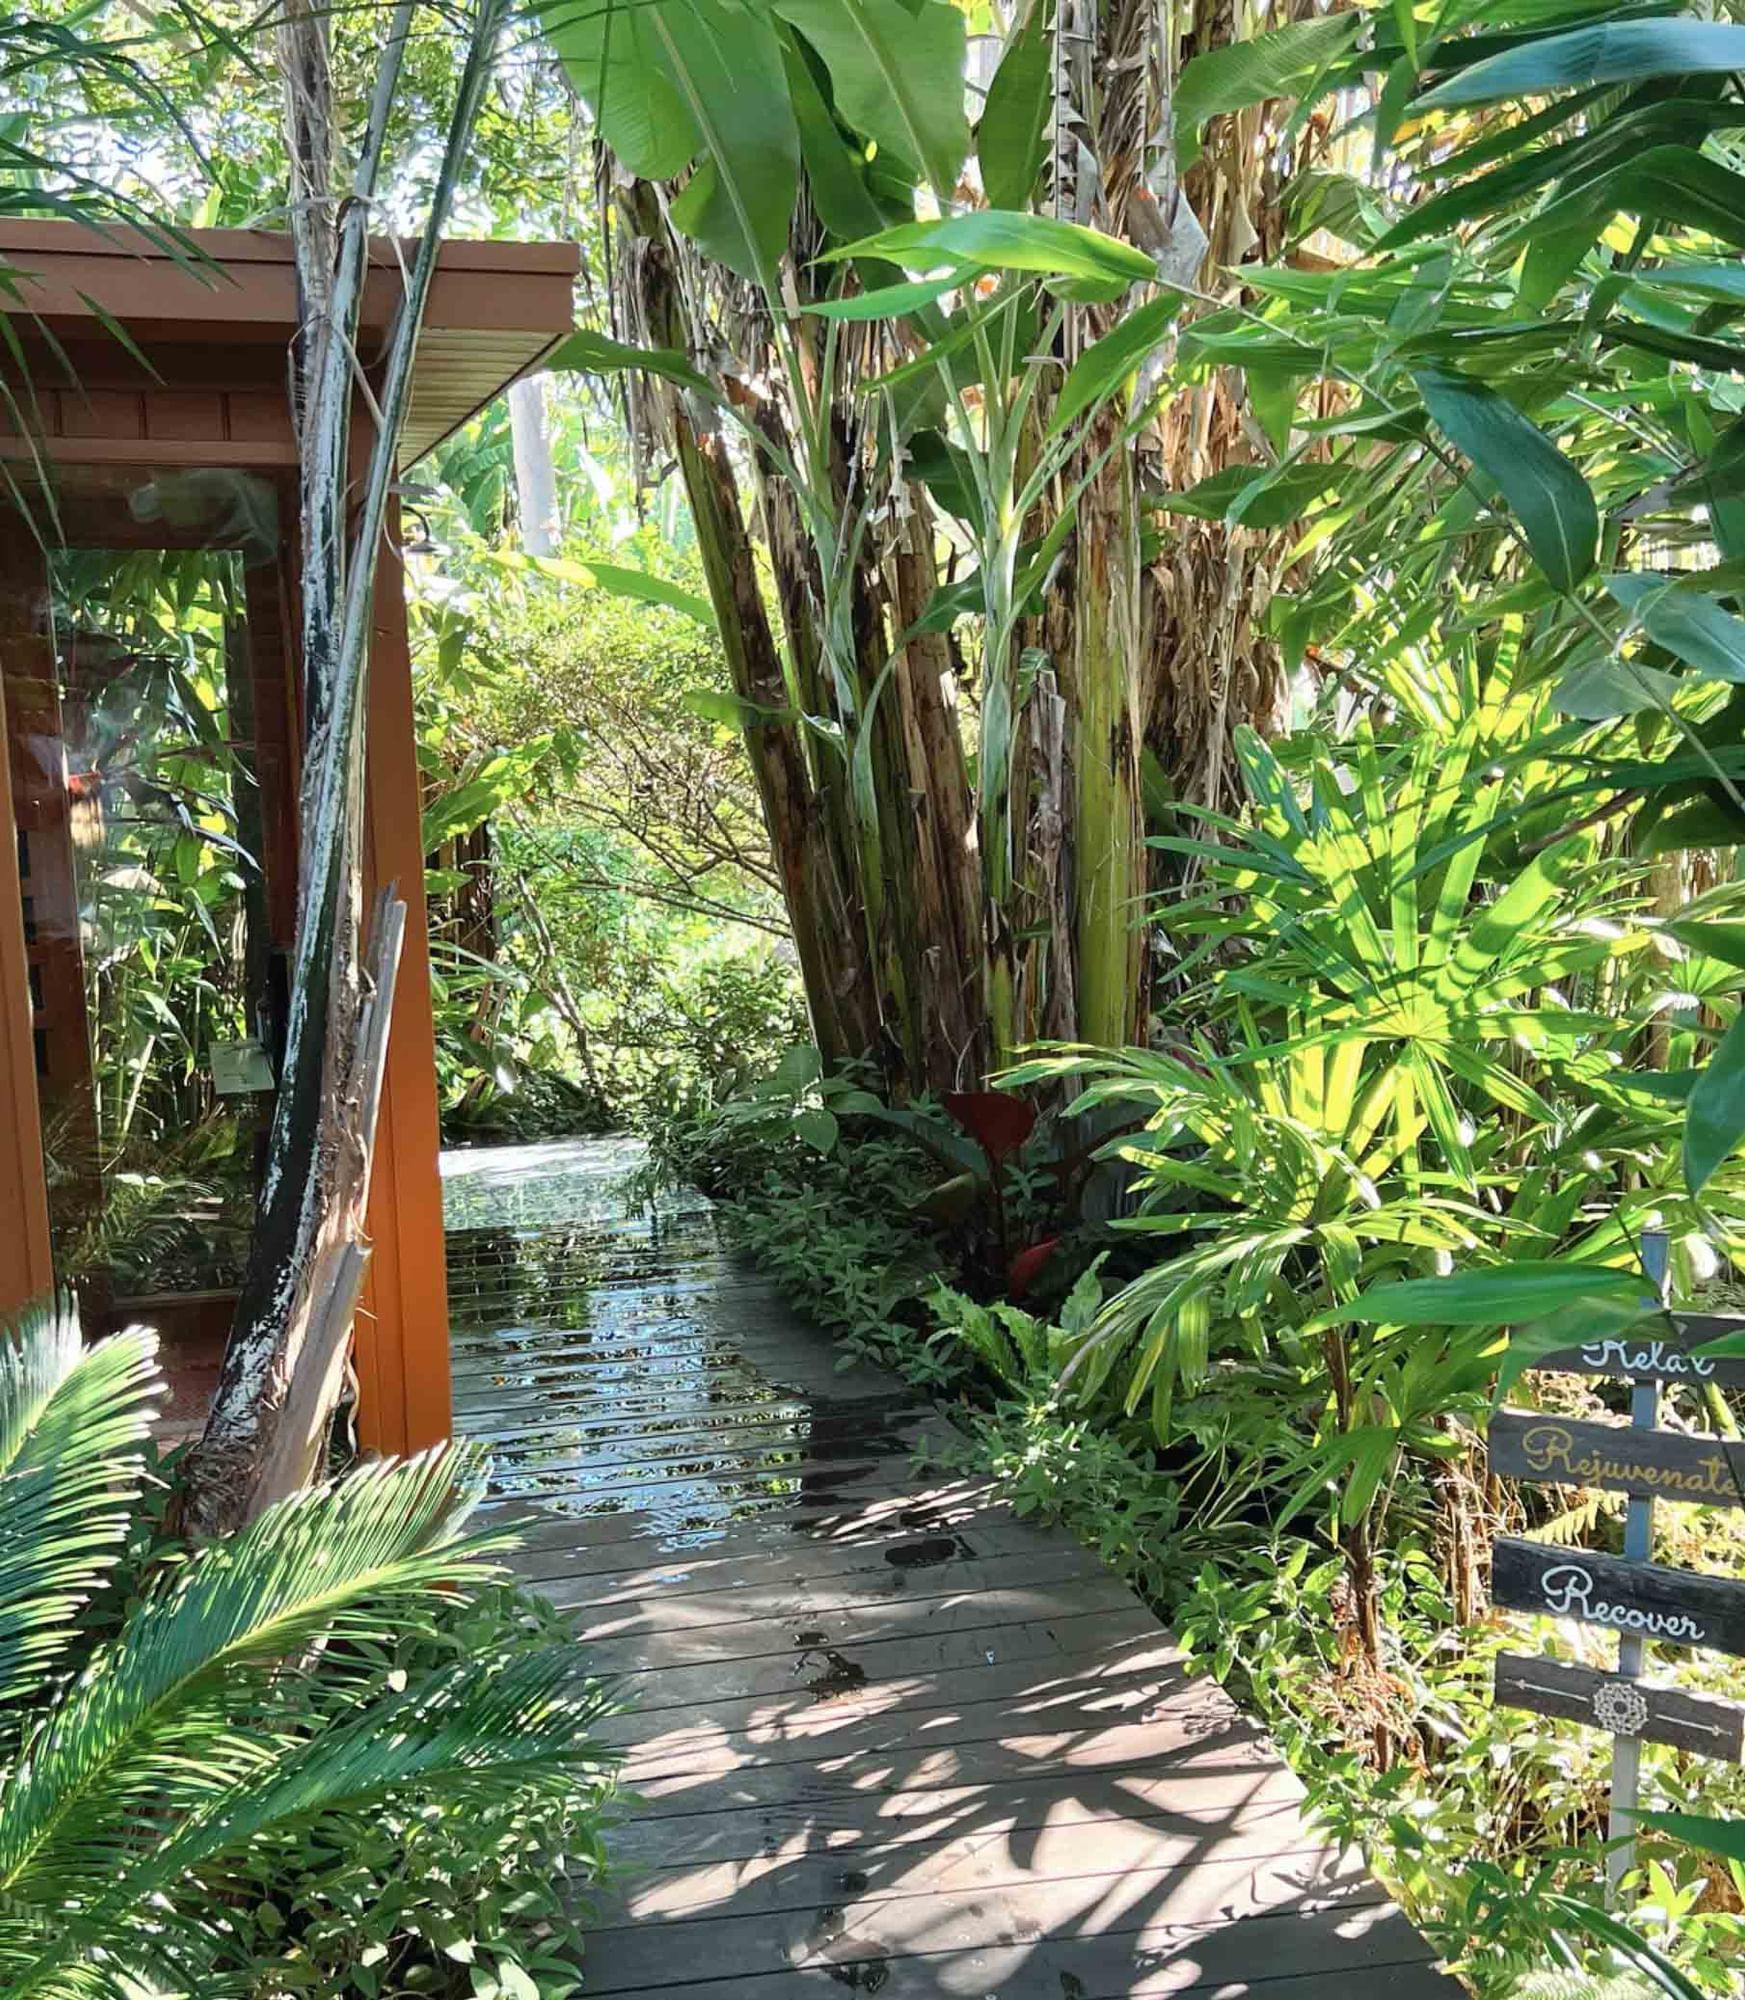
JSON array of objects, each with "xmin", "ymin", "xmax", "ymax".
[{"xmin": 0, "ymin": 1296, "xmax": 613, "ymax": 2000}]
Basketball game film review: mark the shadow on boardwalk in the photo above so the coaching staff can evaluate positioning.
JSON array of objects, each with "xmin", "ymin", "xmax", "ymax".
[{"xmin": 443, "ymin": 1137, "xmax": 1458, "ymax": 2000}]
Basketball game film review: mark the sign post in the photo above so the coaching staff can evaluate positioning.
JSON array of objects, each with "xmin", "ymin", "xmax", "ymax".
[
  {"xmin": 1607, "ymin": 1233, "xmax": 1665, "ymax": 1897},
  {"xmin": 1488, "ymin": 1232, "xmax": 1745, "ymax": 1905}
]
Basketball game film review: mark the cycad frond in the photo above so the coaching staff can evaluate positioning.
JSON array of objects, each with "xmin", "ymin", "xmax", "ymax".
[
  {"xmin": 7, "ymin": 1650, "xmax": 615, "ymax": 2000},
  {"xmin": 0, "ymin": 1299, "xmax": 159, "ymax": 1708},
  {"xmin": 0, "ymin": 1444, "xmax": 503, "ymax": 1897}
]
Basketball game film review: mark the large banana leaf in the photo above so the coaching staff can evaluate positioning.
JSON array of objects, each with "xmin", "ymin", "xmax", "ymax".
[
  {"xmin": 771, "ymin": 0, "xmax": 966, "ymax": 199},
  {"xmin": 1422, "ymin": 20, "xmax": 1745, "ymax": 108},
  {"xmin": 541, "ymin": 0, "xmax": 799, "ymax": 285}
]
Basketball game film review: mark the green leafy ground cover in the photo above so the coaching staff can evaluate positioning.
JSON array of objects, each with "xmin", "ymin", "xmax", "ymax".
[{"xmin": 644, "ymin": 671, "xmax": 1745, "ymax": 1995}]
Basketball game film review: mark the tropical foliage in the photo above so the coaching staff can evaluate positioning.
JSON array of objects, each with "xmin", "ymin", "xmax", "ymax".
[
  {"xmin": 20, "ymin": 0, "xmax": 1745, "ymax": 1991},
  {"xmin": 632, "ymin": 2, "xmax": 1745, "ymax": 1991},
  {"xmin": 410, "ymin": 520, "xmax": 803, "ymax": 1132},
  {"xmin": 531, "ymin": 0, "xmax": 1315, "ymax": 1087}
]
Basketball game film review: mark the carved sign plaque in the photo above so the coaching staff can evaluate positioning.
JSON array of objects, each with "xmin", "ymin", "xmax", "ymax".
[
  {"xmin": 1489, "ymin": 1411, "xmax": 1745, "ymax": 1510},
  {"xmin": 1492, "ymin": 1537, "xmax": 1745, "ymax": 1659},
  {"xmin": 1533, "ymin": 1313, "xmax": 1745, "ymax": 1388},
  {"xmin": 1495, "ymin": 1652, "xmax": 1745, "ymax": 1761}
]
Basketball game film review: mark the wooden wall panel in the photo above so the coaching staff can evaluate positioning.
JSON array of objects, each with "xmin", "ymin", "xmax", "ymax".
[
  {"xmin": 0, "ymin": 695, "xmax": 54, "ymax": 1318},
  {"xmin": 0, "ymin": 552, "xmax": 57, "ymax": 1318},
  {"xmin": 58, "ymin": 390, "xmax": 145, "ymax": 440},
  {"xmin": 358, "ymin": 510, "xmax": 451, "ymax": 1454}
]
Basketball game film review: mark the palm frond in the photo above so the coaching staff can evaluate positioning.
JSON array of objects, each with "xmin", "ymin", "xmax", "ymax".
[
  {"xmin": 6, "ymin": 1650, "xmax": 615, "ymax": 2000},
  {"xmin": 0, "ymin": 1300, "xmax": 158, "ymax": 1708},
  {"xmin": 0, "ymin": 1445, "xmax": 504, "ymax": 1897}
]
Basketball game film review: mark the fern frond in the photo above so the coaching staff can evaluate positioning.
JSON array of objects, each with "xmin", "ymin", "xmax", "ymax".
[{"xmin": 1538, "ymin": 1492, "xmax": 1617, "ymax": 1547}]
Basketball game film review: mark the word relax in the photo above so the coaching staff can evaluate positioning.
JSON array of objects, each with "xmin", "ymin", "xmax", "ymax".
[
  {"xmin": 1536, "ymin": 1564, "xmax": 1706, "ymax": 1644},
  {"xmin": 1515, "ymin": 1422, "xmax": 1740, "ymax": 1501},
  {"xmin": 1578, "ymin": 1336, "xmax": 1716, "ymax": 1380}
]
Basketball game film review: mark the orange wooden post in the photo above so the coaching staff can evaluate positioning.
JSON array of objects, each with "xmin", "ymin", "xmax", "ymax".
[
  {"xmin": 357, "ymin": 509, "xmax": 452, "ymax": 1455},
  {"xmin": 0, "ymin": 691, "xmax": 55, "ymax": 1319}
]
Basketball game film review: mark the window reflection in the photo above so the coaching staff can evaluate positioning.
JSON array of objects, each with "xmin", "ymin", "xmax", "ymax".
[{"xmin": 3, "ymin": 470, "xmax": 286, "ymax": 1317}]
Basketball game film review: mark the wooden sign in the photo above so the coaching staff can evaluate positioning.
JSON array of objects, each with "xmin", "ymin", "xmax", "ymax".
[
  {"xmin": 1492, "ymin": 1242, "xmax": 1745, "ymax": 1887},
  {"xmin": 1492, "ymin": 1537, "xmax": 1745, "ymax": 1659},
  {"xmin": 1533, "ymin": 1312, "xmax": 1745, "ymax": 1389},
  {"xmin": 1489, "ymin": 1411, "xmax": 1745, "ymax": 1510},
  {"xmin": 1495, "ymin": 1652, "xmax": 1745, "ymax": 1762}
]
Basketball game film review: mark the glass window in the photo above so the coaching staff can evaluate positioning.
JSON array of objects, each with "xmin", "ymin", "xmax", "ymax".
[{"xmin": 3, "ymin": 471, "xmax": 286, "ymax": 1314}]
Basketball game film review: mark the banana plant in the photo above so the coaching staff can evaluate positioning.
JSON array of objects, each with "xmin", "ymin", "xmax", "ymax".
[
  {"xmin": 532, "ymin": 0, "xmax": 1319, "ymax": 1084},
  {"xmin": 803, "ymin": 213, "xmax": 1175, "ymax": 1059}
]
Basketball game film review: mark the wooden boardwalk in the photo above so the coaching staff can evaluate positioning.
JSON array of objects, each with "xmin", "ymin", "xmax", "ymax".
[{"xmin": 443, "ymin": 1138, "xmax": 1456, "ymax": 1999}]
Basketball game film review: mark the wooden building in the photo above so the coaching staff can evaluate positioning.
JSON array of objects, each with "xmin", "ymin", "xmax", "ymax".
[{"xmin": 0, "ymin": 220, "xmax": 578, "ymax": 1453}]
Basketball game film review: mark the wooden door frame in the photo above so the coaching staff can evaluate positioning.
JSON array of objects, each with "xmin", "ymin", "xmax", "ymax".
[
  {"xmin": 0, "ymin": 690, "xmax": 55, "ymax": 1313},
  {"xmin": 0, "ymin": 465, "xmax": 451, "ymax": 1455},
  {"xmin": 357, "ymin": 511, "xmax": 451, "ymax": 1455}
]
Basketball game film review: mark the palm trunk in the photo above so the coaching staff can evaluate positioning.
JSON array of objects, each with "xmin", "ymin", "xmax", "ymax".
[{"xmin": 178, "ymin": 0, "xmax": 503, "ymax": 1537}]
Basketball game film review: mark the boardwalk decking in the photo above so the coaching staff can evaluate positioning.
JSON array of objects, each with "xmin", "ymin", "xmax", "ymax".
[{"xmin": 444, "ymin": 1138, "xmax": 1457, "ymax": 1999}]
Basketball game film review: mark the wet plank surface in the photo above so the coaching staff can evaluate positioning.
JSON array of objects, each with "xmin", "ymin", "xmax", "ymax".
[{"xmin": 443, "ymin": 1138, "xmax": 1457, "ymax": 1999}]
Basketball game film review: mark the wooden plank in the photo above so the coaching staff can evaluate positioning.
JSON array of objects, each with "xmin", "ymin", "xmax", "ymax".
[
  {"xmin": 575, "ymin": 1900, "xmax": 1448, "ymax": 1999},
  {"xmin": 582, "ymin": 1961, "xmax": 1451, "ymax": 2000},
  {"xmin": 548, "ymin": 1544, "xmax": 1120, "ymax": 1640},
  {"xmin": 500, "ymin": 1512, "xmax": 1018, "ymax": 1582},
  {"xmin": 592, "ymin": 1811, "xmax": 1346, "ymax": 1929},
  {"xmin": 0, "ymin": 433, "xmax": 300, "ymax": 466},
  {"xmin": 452, "ymin": 1348, "xmax": 901, "ymax": 1407},
  {"xmin": 358, "ymin": 519, "xmax": 450, "ymax": 1454},
  {"xmin": 614, "ymin": 1679, "xmax": 1236, "ymax": 1787},
  {"xmin": 146, "ymin": 389, "xmax": 228, "ymax": 441},
  {"xmin": 525, "ymin": 1529, "xmax": 1100, "ymax": 1605},
  {"xmin": 628, "ymin": 1717, "xmax": 1278, "ymax": 1812},
  {"xmin": 612, "ymin": 1640, "xmax": 1224, "ymax": 1784},
  {"xmin": 478, "ymin": 1417, "xmax": 923, "ymax": 1488},
  {"xmin": 1489, "ymin": 1410, "xmax": 1745, "ymax": 1508},
  {"xmin": 582, "ymin": 1849, "xmax": 1382, "ymax": 1988},
  {"xmin": 481, "ymin": 1472, "xmax": 1005, "ymax": 1555},
  {"xmin": 486, "ymin": 1454, "xmax": 925, "ymax": 1516},
  {"xmin": 450, "ymin": 1293, "xmax": 732, "ymax": 1340},
  {"xmin": 1533, "ymin": 1312, "xmax": 1745, "ymax": 1388},
  {"xmin": 450, "ymin": 1300, "xmax": 730, "ymax": 1353},
  {"xmin": 605, "ymin": 1601, "xmax": 1168, "ymax": 1710},
  {"xmin": 447, "ymin": 1139, "xmax": 1449, "ymax": 2000},
  {"xmin": 603, "ymin": 1762, "xmax": 1313, "ymax": 1872},
  {"xmin": 1492, "ymin": 1537, "xmax": 1745, "ymax": 1656},
  {"xmin": 0, "ymin": 641, "xmax": 54, "ymax": 1318},
  {"xmin": 1494, "ymin": 1652, "xmax": 1744, "ymax": 1761},
  {"xmin": 471, "ymin": 1390, "xmax": 922, "ymax": 1459},
  {"xmin": 451, "ymin": 1318, "xmax": 763, "ymax": 1374}
]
